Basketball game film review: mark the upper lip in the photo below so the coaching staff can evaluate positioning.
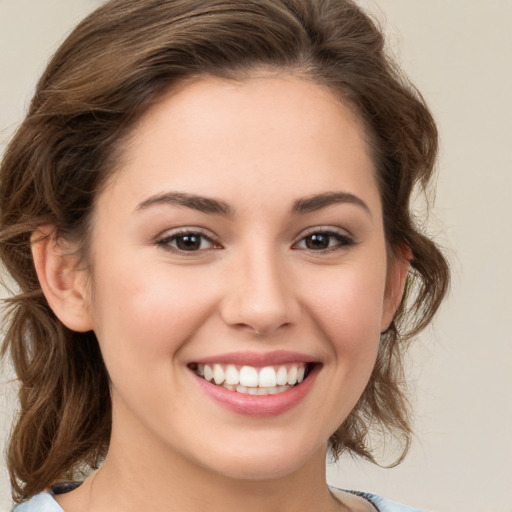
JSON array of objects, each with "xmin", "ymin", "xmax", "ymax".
[{"xmin": 190, "ymin": 350, "xmax": 319, "ymax": 367}]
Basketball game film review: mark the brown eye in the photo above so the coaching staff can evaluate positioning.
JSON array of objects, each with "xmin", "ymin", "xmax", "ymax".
[
  {"xmin": 304, "ymin": 233, "xmax": 331, "ymax": 250},
  {"xmin": 177, "ymin": 234, "xmax": 202, "ymax": 251},
  {"xmin": 295, "ymin": 230, "xmax": 354, "ymax": 252},
  {"xmin": 157, "ymin": 231, "xmax": 216, "ymax": 252}
]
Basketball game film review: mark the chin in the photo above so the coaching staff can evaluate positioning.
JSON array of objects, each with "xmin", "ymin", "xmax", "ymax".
[{"xmin": 195, "ymin": 438, "xmax": 325, "ymax": 482}]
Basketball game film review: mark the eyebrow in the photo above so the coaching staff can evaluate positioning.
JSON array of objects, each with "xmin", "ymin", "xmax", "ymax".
[
  {"xmin": 135, "ymin": 190, "xmax": 371, "ymax": 217},
  {"xmin": 136, "ymin": 192, "xmax": 234, "ymax": 216},
  {"xmin": 292, "ymin": 191, "xmax": 371, "ymax": 216}
]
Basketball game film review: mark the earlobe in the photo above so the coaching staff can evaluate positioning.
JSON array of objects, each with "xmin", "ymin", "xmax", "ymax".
[
  {"xmin": 381, "ymin": 244, "xmax": 411, "ymax": 332},
  {"xmin": 31, "ymin": 226, "xmax": 93, "ymax": 333}
]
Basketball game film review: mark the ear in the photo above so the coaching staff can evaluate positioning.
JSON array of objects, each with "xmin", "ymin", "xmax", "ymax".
[
  {"xmin": 381, "ymin": 244, "xmax": 411, "ymax": 332},
  {"xmin": 31, "ymin": 226, "xmax": 94, "ymax": 332}
]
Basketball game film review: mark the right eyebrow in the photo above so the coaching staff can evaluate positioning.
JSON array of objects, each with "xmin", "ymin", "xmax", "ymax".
[
  {"xmin": 292, "ymin": 191, "xmax": 372, "ymax": 217},
  {"xmin": 135, "ymin": 192, "xmax": 235, "ymax": 216}
]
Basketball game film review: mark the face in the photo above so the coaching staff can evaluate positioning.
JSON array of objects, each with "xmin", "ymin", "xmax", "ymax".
[{"xmin": 82, "ymin": 75, "xmax": 402, "ymax": 480}]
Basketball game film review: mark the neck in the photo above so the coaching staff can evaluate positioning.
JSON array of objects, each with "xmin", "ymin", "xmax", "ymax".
[
  {"xmin": 60, "ymin": 398, "xmax": 345, "ymax": 512},
  {"xmin": 91, "ymin": 440, "xmax": 341, "ymax": 512}
]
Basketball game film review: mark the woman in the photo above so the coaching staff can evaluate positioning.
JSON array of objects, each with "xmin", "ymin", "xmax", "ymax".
[{"xmin": 0, "ymin": 0, "xmax": 449, "ymax": 511}]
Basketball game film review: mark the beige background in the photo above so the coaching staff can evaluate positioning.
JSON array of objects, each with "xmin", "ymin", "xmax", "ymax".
[{"xmin": 1, "ymin": 1, "xmax": 511, "ymax": 511}]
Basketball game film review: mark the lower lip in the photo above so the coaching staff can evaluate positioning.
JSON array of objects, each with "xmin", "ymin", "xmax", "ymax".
[{"xmin": 192, "ymin": 366, "xmax": 319, "ymax": 417}]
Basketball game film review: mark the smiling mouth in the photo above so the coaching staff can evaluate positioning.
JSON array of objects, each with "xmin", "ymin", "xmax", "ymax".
[{"xmin": 189, "ymin": 362, "xmax": 314, "ymax": 396}]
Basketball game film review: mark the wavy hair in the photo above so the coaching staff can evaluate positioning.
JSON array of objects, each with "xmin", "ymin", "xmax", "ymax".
[{"xmin": 0, "ymin": 0, "xmax": 449, "ymax": 502}]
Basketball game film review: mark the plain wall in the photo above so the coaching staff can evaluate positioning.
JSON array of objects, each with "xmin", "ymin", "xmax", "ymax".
[{"xmin": 1, "ymin": 1, "xmax": 511, "ymax": 511}]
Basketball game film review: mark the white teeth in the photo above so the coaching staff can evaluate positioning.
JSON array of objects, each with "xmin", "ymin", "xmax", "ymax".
[
  {"xmin": 195, "ymin": 362, "xmax": 310, "ymax": 394},
  {"xmin": 225, "ymin": 364, "xmax": 239, "ymax": 385},
  {"xmin": 276, "ymin": 366, "xmax": 288, "ymax": 386},
  {"xmin": 258, "ymin": 366, "xmax": 277, "ymax": 387},
  {"xmin": 239, "ymin": 366, "xmax": 259, "ymax": 387},
  {"xmin": 204, "ymin": 365, "xmax": 213, "ymax": 382},
  {"xmin": 213, "ymin": 364, "xmax": 225, "ymax": 385},
  {"xmin": 287, "ymin": 366, "xmax": 298, "ymax": 385}
]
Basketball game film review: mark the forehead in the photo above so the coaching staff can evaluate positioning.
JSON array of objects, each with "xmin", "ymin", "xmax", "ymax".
[{"xmin": 101, "ymin": 74, "xmax": 380, "ymax": 218}]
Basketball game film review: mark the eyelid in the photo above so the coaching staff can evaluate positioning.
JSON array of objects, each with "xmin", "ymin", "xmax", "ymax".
[
  {"xmin": 155, "ymin": 227, "xmax": 222, "ymax": 253},
  {"xmin": 296, "ymin": 225, "xmax": 354, "ymax": 240},
  {"xmin": 292, "ymin": 226, "xmax": 356, "ymax": 251}
]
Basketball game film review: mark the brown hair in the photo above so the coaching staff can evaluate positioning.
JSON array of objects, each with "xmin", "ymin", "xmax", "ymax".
[{"xmin": 0, "ymin": 0, "xmax": 449, "ymax": 502}]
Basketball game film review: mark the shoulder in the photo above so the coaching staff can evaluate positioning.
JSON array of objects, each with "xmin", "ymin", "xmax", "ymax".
[
  {"xmin": 330, "ymin": 487, "xmax": 429, "ymax": 512},
  {"xmin": 356, "ymin": 492, "xmax": 429, "ymax": 512},
  {"xmin": 10, "ymin": 492, "xmax": 63, "ymax": 512},
  {"xmin": 358, "ymin": 493, "xmax": 432, "ymax": 512},
  {"xmin": 13, "ymin": 488, "xmax": 429, "ymax": 512}
]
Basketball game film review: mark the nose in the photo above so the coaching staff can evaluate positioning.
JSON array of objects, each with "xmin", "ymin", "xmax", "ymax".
[{"xmin": 219, "ymin": 248, "xmax": 300, "ymax": 336}]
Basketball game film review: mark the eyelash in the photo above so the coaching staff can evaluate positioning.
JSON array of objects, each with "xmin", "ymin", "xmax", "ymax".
[
  {"xmin": 156, "ymin": 230, "xmax": 219, "ymax": 253},
  {"xmin": 292, "ymin": 229, "xmax": 355, "ymax": 253},
  {"xmin": 155, "ymin": 228, "xmax": 354, "ymax": 254}
]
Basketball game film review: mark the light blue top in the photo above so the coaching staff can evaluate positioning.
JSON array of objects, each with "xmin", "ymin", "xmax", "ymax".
[
  {"xmin": 11, "ymin": 489, "xmax": 428, "ymax": 511},
  {"xmin": 11, "ymin": 493, "xmax": 60, "ymax": 512}
]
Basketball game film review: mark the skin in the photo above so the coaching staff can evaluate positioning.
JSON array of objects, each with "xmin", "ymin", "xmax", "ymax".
[{"xmin": 34, "ymin": 74, "xmax": 408, "ymax": 512}]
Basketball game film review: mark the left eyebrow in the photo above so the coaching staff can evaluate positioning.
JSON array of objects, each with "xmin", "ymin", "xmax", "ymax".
[
  {"xmin": 292, "ymin": 191, "xmax": 372, "ymax": 217},
  {"xmin": 135, "ymin": 192, "xmax": 234, "ymax": 216}
]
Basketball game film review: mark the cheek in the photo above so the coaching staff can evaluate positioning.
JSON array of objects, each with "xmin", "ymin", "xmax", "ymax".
[
  {"xmin": 300, "ymin": 261, "xmax": 387, "ymax": 357},
  {"xmin": 292, "ymin": 262, "xmax": 387, "ymax": 435},
  {"xmin": 88, "ymin": 260, "xmax": 218, "ymax": 377}
]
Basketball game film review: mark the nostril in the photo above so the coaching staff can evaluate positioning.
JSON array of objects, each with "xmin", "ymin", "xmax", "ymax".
[{"xmin": 219, "ymin": 273, "xmax": 300, "ymax": 335}]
